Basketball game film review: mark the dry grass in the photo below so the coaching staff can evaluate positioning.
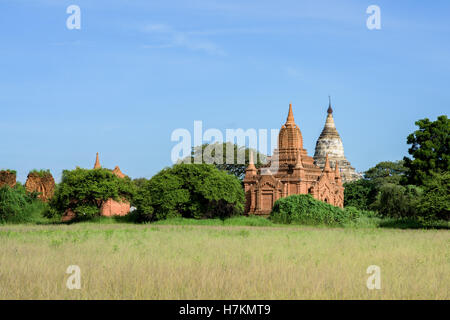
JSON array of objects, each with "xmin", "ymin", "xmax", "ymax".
[{"xmin": 0, "ymin": 223, "xmax": 448, "ymax": 299}]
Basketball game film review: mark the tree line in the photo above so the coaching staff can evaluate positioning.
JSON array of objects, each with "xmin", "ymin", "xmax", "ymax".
[{"xmin": 1, "ymin": 115, "xmax": 448, "ymax": 224}]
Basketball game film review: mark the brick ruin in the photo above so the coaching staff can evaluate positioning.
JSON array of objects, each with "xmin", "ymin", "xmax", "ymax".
[
  {"xmin": 94, "ymin": 153, "xmax": 131, "ymax": 217},
  {"xmin": 25, "ymin": 171, "xmax": 55, "ymax": 202},
  {"xmin": 0, "ymin": 170, "xmax": 16, "ymax": 188}
]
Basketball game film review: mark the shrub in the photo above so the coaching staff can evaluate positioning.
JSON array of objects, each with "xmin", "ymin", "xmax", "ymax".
[
  {"xmin": 48, "ymin": 168, "xmax": 136, "ymax": 220},
  {"xmin": 0, "ymin": 185, "xmax": 48, "ymax": 223},
  {"xmin": 270, "ymin": 194, "xmax": 362, "ymax": 226},
  {"xmin": 134, "ymin": 164, "xmax": 245, "ymax": 222}
]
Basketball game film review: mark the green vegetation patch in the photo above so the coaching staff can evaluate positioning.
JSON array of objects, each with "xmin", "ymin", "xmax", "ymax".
[
  {"xmin": 270, "ymin": 194, "xmax": 374, "ymax": 226},
  {"xmin": 28, "ymin": 169, "xmax": 52, "ymax": 178}
]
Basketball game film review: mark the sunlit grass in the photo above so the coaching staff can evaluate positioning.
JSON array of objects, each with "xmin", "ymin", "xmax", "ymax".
[{"xmin": 0, "ymin": 223, "xmax": 448, "ymax": 299}]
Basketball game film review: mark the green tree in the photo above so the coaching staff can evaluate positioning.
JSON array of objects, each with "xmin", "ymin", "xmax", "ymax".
[
  {"xmin": 48, "ymin": 168, "xmax": 136, "ymax": 220},
  {"xmin": 187, "ymin": 142, "xmax": 267, "ymax": 180},
  {"xmin": 417, "ymin": 171, "xmax": 450, "ymax": 221},
  {"xmin": 344, "ymin": 160, "xmax": 406, "ymax": 210},
  {"xmin": 343, "ymin": 179, "xmax": 378, "ymax": 210},
  {"xmin": 404, "ymin": 115, "xmax": 450, "ymax": 185},
  {"xmin": 134, "ymin": 163, "xmax": 244, "ymax": 221},
  {"xmin": 364, "ymin": 160, "xmax": 408, "ymax": 185},
  {"xmin": 132, "ymin": 177, "xmax": 148, "ymax": 189}
]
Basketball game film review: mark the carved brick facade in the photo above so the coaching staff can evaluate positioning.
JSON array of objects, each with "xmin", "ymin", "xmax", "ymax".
[{"xmin": 243, "ymin": 104, "xmax": 344, "ymax": 216}]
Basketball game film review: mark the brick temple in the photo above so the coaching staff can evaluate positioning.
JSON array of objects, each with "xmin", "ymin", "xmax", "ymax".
[
  {"xmin": 93, "ymin": 153, "xmax": 130, "ymax": 217},
  {"xmin": 62, "ymin": 153, "xmax": 130, "ymax": 222},
  {"xmin": 243, "ymin": 103, "xmax": 344, "ymax": 215}
]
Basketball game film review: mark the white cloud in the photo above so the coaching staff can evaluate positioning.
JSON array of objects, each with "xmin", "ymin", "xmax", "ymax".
[
  {"xmin": 284, "ymin": 66, "xmax": 302, "ymax": 78},
  {"xmin": 141, "ymin": 23, "xmax": 226, "ymax": 56}
]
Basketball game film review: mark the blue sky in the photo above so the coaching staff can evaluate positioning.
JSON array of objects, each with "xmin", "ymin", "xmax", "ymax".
[{"xmin": 0, "ymin": 0, "xmax": 449, "ymax": 182}]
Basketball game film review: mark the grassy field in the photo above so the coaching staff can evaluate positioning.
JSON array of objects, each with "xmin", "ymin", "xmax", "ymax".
[{"xmin": 0, "ymin": 220, "xmax": 448, "ymax": 299}]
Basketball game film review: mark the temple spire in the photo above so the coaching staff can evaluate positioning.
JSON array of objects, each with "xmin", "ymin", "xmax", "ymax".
[
  {"xmin": 286, "ymin": 103, "xmax": 295, "ymax": 125},
  {"xmin": 323, "ymin": 154, "xmax": 331, "ymax": 172},
  {"xmin": 94, "ymin": 152, "xmax": 101, "ymax": 169},
  {"xmin": 327, "ymin": 96, "xmax": 333, "ymax": 114},
  {"xmin": 245, "ymin": 151, "xmax": 257, "ymax": 177},
  {"xmin": 334, "ymin": 161, "xmax": 341, "ymax": 182},
  {"xmin": 318, "ymin": 100, "xmax": 340, "ymax": 139},
  {"xmin": 248, "ymin": 151, "xmax": 256, "ymax": 169},
  {"xmin": 112, "ymin": 166, "xmax": 126, "ymax": 178}
]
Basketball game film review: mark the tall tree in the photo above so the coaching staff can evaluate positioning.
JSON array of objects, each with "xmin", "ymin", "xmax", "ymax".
[
  {"xmin": 404, "ymin": 115, "xmax": 449, "ymax": 185},
  {"xmin": 134, "ymin": 163, "xmax": 245, "ymax": 221},
  {"xmin": 187, "ymin": 142, "xmax": 268, "ymax": 180},
  {"xmin": 417, "ymin": 171, "xmax": 450, "ymax": 221}
]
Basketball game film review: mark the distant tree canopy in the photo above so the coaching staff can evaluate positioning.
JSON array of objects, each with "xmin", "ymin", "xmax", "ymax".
[
  {"xmin": 404, "ymin": 115, "xmax": 449, "ymax": 185},
  {"xmin": 185, "ymin": 142, "xmax": 268, "ymax": 180},
  {"xmin": 134, "ymin": 163, "xmax": 244, "ymax": 222},
  {"xmin": 364, "ymin": 160, "xmax": 408, "ymax": 185},
  {"xmin": 48, "ymin": 168, "xmax": 136, "ymax": 219}
]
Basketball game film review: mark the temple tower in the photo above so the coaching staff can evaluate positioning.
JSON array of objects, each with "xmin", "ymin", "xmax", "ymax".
[
  {"xmin": 244, "ymin": 102, "xmax": 344, "ymax": 215},
  {"xmin": 94, "ymin": 152, "xmax": 101, "ymax": 169},
  {"xmin": 313, "ymin": 98, "xmax": 362, "ymax": 183}
]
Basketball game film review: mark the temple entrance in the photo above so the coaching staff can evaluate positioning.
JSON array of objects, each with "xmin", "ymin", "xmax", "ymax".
[{"xmin": 262, "ymin": 193, "xmax": 273, "ymax": 210}]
